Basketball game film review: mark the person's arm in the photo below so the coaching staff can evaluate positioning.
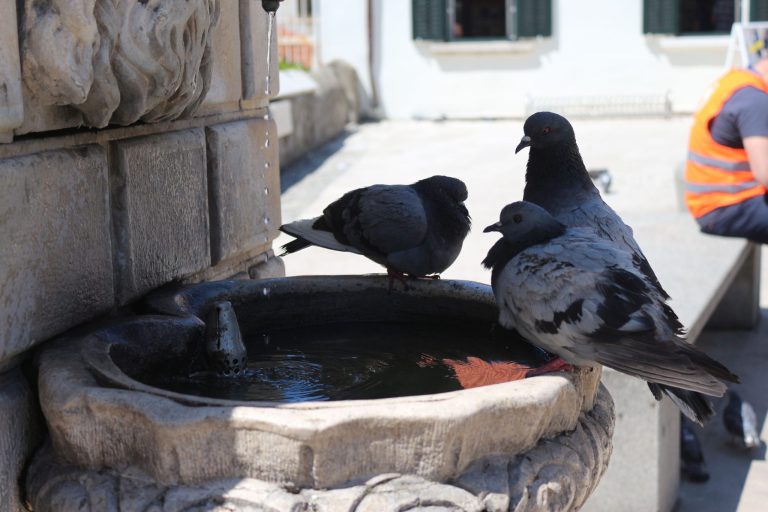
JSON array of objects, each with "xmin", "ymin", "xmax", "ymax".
[{"xmin": 743, "ymin": 136, "xmax": 768, "ymax": 186}]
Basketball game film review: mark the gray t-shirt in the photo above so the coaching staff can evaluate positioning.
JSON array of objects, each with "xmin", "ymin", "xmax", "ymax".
[{"xmin": 711, "ymin": 86, "xmax": 768, "ymax": 148}]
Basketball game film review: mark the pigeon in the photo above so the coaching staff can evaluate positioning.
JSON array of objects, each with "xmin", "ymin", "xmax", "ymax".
[
  {"xmin": 723, "ymin": 390, "xmax": 761, "ymax": 449},
  {"xmin": 680, "ymin": 417, "xmax": 710, "ymax": 483},
  {"xmin": 588, "ymin": 168, "xmax": 613, "ymax": 194},
  {"xmin": 482, "ymin": 201, "xmax": 739, "ymax": 425},
  {"xmin": 279, "ymin": 176, "xmax": 471, "ymax": 286},
  {"xmin": 517, "ymin": 112, "xmax": 669, "ymax": 301}
]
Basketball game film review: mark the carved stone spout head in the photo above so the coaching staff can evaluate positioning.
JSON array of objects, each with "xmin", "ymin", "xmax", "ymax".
[{"xmin": 205, "ymin": 301, "xmax": 247, "ymax": 376}]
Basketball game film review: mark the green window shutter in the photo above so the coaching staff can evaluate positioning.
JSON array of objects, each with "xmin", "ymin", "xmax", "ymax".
[
  {"xmin": 517, "ymin": 0, "xmax": 552, "ymax": 38},
  {"xmin": 412, "ymin": 0, "xmax": 449, "ymax": 41},
  {"xmin": 643, "ymin": 0, "xmax": 679, "ymax": 34},
  {"xmin": 752, "ymin": 0, "xmax": 768, "ymax": 21}
]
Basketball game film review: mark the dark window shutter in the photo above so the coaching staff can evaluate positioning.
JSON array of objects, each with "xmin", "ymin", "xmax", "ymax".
[
  {"xmin": 643, "ymin": 0, "xmax": 679, "ymax": 34},
  {"xmin": 752, "ymin": 0, "xmax": 768, "ymax": 21},
  {"xmin": 412, "ymin": 0, "xmax": 449, "ymax": 41},
  {"xmin": 516, "ymin": 0, "xmax": 552, "ymax": 38}
]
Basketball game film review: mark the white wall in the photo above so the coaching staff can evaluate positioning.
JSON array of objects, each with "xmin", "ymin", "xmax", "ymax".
[
  {"xmin": 318, "ymin": 0, "xmax": 732, "ymax": 119},
  {"xmin": 315, "ymin": 0, "xmax": 373, "ymax": 95}
]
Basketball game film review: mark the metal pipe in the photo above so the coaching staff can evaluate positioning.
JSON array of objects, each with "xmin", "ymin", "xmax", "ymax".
[{"xmin": 262, "ymin": 0, "xmax": 282, "ymax": 13}]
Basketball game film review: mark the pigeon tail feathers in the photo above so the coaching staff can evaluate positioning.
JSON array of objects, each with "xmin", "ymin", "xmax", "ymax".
[
  {"xmin": 280, "ymin": 238, "xmax": 312, "ymax": 256},
  {"xmin": 279, "ymin": 218, "xmax": 362, "ymax": 255},
  {"xmin": 648, "ymin": 383, "xmax": 715, "ymax": 426}
]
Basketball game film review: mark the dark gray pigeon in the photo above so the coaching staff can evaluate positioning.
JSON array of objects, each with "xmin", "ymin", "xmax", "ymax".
[
  {"xmin": 482, "ymin": 201, "xmax": 739, "ymax": 425},
  {"xmin": 680, "ymin": 417, "xmax": 709, "ymax": 483},
  {"xmin": 517, "ymin": 111, "xmax": 670, "ymax": 301},
  {"xmin": 280, "ymin": 175, "xmax": 471, "ymax": 284},
  {"xmin": 723, "ymin": 390, "xmax": 761, "ymax": 449}
]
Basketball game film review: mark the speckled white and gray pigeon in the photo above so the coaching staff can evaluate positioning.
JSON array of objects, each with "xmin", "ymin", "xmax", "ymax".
[
  {"xmin": 723, "ymin": 390, "xmax": 760, "ymax": 449},
  {"xmin": 482, "ymin": 201, "xmax": 739, "ymax": 425},
  {"xmin": 516, "ymin": 111, "xmax": 670, "ymax": 300},
  {"xmin": 280, "ymin": 175, "xmax": 471, "ymax": 283}
]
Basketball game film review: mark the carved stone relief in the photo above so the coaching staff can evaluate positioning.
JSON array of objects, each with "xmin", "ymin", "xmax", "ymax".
[
  {"xmin": 21, "ymin": 0, "xmax": 220, "ymax": 128},
  {"xmin": 26, "ymin": 386, "xmax": 614, "ymax": 512}
]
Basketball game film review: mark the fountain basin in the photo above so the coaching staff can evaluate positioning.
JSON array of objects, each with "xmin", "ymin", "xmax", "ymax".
[{"xmin": 32, "ymin": 276, "xmax": 613, "ymax": 509}]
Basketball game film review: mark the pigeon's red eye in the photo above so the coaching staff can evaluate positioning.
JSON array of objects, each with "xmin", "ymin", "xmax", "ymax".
[
  {"xmin": 513, "ymin": 214, "xmax": 523, "ymax": 223},
  {"xmin": 542, "ymin": 127, "xmax": 551, "ymax": 135}
]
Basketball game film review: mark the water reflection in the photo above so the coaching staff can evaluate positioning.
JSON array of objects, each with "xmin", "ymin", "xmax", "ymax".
[{"xmin": 138, "ymin": 322, "xmax": 547, "ymax": 402}]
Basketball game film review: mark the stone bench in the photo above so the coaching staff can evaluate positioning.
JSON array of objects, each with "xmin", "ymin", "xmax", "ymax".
[{"xmin": 583, "ymin": 212, "xmax": 761, "ymax": 512}]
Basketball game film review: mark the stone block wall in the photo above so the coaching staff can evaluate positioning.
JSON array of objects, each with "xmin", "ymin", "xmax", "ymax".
[
  {"xmin": 276, "ymin": 61, "xmax": 365, "ymax": 167},
  {"xmin": 0, "ymin": 2, "xmax": 285, "ymax": 510}
]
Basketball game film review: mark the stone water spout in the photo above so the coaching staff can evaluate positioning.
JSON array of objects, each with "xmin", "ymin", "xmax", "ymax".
[
  {"xmin": 261, "ymin": 0, "xmax": 283, "ymax": 13},
  {"xmin": 205, "ymin": 301, "xmax": 247, "ymax": 375}
]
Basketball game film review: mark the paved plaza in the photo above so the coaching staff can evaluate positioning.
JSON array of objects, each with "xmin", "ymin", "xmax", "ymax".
[{"xmin": 278, "ymin": 117, "xmax": 768, "ymax": 511}]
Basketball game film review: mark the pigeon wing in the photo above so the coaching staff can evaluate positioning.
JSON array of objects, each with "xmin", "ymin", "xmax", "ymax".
[
  {"xmin": 557, "ymin": 198, "xmax": 672, "ymax": 301},
  {"xmin": 499, "ymin": 234, "xmax": 728, "ymax": 396},
  {"xmin": 339, "ymin": 185, "xmax": 428, "ymax": 255}
]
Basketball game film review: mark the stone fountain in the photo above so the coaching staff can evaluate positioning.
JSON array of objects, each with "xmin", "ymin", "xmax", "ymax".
[
  {"xmin": 2, "ymin": 0, "xmax": 615, "ymax": 509},
  {"xmin": 28, "ymin": 276, "xmax": 614, "ymax": 511}
]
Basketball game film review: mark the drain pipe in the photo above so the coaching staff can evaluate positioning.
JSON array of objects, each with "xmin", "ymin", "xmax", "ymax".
[{"xmin": 367, "ymin": 0, "xmax": 382, "ymax": 116}]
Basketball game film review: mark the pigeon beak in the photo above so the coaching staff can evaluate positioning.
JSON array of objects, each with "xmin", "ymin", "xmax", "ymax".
[
  {"xmin": 515, "ymin": 135, "xmax": 531, "ymax": 154},
  {"xmin": 483, "ymin": 222, "xmax": 502, "ymax": 233}
]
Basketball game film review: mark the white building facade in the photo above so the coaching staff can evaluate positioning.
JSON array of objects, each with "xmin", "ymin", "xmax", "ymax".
[{"xmin": 313, "ymin": 0, "xmax": 768, "ymax": 119}]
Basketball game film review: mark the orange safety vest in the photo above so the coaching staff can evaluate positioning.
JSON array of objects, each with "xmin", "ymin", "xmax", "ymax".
[{"xmin": 685, "ymin": 69, "xmax": 768, "ymax": 218}]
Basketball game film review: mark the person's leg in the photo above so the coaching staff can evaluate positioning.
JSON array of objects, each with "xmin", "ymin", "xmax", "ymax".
[{"xmin": 696, "ymin": 194, "xmax": 768, "ymax": 244}]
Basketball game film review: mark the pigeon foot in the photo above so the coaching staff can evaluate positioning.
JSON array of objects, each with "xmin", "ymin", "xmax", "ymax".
[
  {"xmin": 387, "ymin": 269, "xmax": 409, "ymax": 292},
  {"xmin": 526, "ymin": 357, "xmax": 574, "ymax": 377}
]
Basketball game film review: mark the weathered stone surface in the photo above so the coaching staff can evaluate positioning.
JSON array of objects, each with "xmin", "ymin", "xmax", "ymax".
[
  {"xmin": 198, "ymin": 0, "xmax": 243, "ymax": 115},
  {"xmin": 0, "ymin": 0, "xmax": 23, "ymax": 141},
  {"xmin": 248, "ymin": 253, "xmax": 285, "ymax": 280},
  {"xmin": 112, "ymin": 129, "xmax": 210, "ymax": 304},
  {"xmin": 206, "ymin": 117, "xmax": 280, "ymax": 264},
  {"xmin": 582, "ymin": 368, "xmax": 679, "ymax": 512},
  {"xmin": 27, "ymin": 386, "xmax": 614, "ymax": 511},
  {"xmin": 240, "ymin": 0, "xmax": 280, "ymax": 108},
  {"xmin": 20, "ymin": 0, "xmax": 220, "ymax": 128},
  {"xmin": 0, "ymin": 146, "xmax": 113, "ymax": 362},
  {"xmin": 36, "ymin": 277, "xmax": 607, "ymax": 492},
  {"xmin": 277, "ymin": 65, "xmax": 359, "ymax": 167},
  {"xmin": 0, "ymin": 367, "xmax": 41, "ymax": 512},
  {"xmin": 14, "ymin": 89, "xmax": 84, "ymax": 137},
  {"xmin": 457, "ymin": 386, "xmax": 614, "ymax": 512}
]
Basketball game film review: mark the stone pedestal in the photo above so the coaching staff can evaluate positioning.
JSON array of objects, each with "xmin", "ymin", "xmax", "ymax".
[
  {"xmin": 582, "ymin": 368, "xmax": 680, "ymax": 512},
  {"xmin": 28, "ymin": 277, "xmax": 615, "ymax": 511},
  {"xmin": 0, "ymin": 368, "xmax": 41, "ymax": 512}
]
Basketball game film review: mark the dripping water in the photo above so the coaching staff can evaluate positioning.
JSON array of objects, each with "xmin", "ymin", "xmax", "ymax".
[{"xmin": 265, "ymin": 11, "xmax": 275, "ymax": 96}]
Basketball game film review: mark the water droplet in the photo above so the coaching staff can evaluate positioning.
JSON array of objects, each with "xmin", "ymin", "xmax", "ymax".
[
  {"xmin": 265, "ymin": 12, "xmax": 275, "ymax": 95},
  {"xmin": 264, "ymin": 187, "xmax": 269, "ymax": 196},
  {"xmin": 262, "ymin": 288, "xmax": 270, "ymax": 297},
  {"xmin": 265, "ymin": 161, "xmax": 270, "ymax": 169},
  {"xmin": 264, "ymin": 216, "xmax": 270, "ymax": 225},
  {"xmin": 263, "ymin": 113, "xmax": 269, "ymax": 120},
  {"xmin": 264, "ymin": 138, "xmax": 270, "ymax": 148}
]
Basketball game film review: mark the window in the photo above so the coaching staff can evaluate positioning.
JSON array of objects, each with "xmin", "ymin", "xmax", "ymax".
[
  {"xmin": 412, "ymin": 0, "xmax": 551, "ymax": 41},
  {"xmin": 644, "ymin": 0, "xmax": 768, "ymax": 35},
  {"xmin": 453, "ymin": 0, "xmax": 506, "ymax": 39}
]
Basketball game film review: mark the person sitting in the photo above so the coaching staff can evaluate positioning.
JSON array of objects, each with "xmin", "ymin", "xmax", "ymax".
[{"xmin": 684, "ymin": 56, "xmax": 768, "ymax": 243}]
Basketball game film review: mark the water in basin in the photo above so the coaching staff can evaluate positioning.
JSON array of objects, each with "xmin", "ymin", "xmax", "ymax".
[{"xmin": 135, "ymin": 321, "xmax": 548, "ymax": 402}]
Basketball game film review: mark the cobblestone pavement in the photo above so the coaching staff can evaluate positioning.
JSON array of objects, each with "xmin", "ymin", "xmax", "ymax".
[{"xmin": 278, "ymin": 117, "xmax": 768, "ymax": 512}]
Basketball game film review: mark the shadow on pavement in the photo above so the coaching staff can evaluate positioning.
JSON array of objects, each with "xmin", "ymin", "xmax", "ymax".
[
  {"xmin": 678, "ymin": 309, "xmax": 768, "ymax": 512},
  {"xmin": 280, "ymin": 129, "xmax": 355, "ymax": 193}
]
